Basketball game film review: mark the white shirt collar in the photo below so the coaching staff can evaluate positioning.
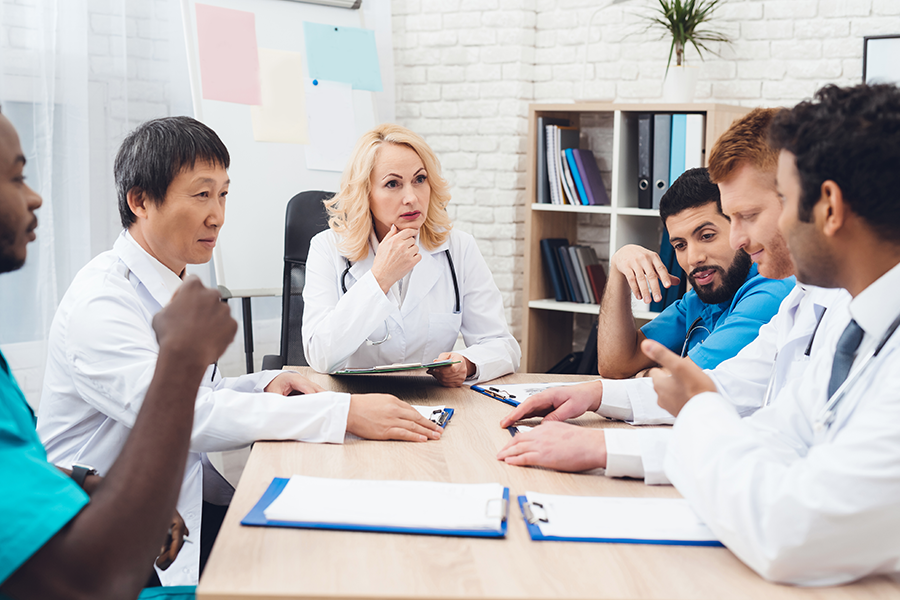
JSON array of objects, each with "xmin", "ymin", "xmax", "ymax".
[
  {"xmin": 116, "ymin": 230, "xmax": 184, "ymax": 307},
  {"xmin": 850, "ymin": 260, "xmax": 900, "ymax": 340}
]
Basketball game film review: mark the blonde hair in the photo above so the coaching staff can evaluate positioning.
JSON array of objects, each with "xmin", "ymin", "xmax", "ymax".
[{"xmin": 325, "ymin": 124, "xmax": 453, "ymax": 262}]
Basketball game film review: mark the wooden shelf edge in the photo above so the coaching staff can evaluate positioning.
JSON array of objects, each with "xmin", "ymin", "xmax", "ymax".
[{"xmin": 528, "ymin": 299, "xmax": 661, "ymax": 321}]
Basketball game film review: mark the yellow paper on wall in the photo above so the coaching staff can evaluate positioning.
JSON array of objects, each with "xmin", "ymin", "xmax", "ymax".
[{"xmin": 250, "ymin": 48, "xmax": 309, "ymax": 144}]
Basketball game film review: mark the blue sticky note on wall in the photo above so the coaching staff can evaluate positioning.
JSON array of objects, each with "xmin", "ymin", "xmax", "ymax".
[{"xmin": 303, "ymin": 22, "xmax": 383, "ymax": 92}]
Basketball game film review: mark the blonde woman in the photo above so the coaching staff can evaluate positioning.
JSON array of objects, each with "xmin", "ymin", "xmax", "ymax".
[{"xmin": 302, "ymin": 124, "xmax": 520, "ymax": 386}]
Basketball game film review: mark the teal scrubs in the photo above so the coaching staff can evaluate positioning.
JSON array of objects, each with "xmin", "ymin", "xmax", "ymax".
[
  {"xmin": 0, "ymin": 350, "xmax": 88, "ymax": 588},
  {"xmin": 641, "ymin": 265, "xmax": 795, "ymax": 369},
  {"xmin": 0, "ymin": 350, "xmax": 196, "ymax": 599}
]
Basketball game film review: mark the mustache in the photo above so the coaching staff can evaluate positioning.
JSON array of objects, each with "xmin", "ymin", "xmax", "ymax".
[{"xmin": 688, "ymin": 265, "xmax": 724, "ymax": 281}]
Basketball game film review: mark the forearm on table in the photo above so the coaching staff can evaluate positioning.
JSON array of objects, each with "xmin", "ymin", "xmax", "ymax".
[{"xmin": 596, "ymin": 273, "xmax": 651, "ymax": 378}]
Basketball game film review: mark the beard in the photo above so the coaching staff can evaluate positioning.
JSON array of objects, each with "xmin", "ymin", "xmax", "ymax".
[
  {"xmin": 0, "ymin": 225, "xmax": 26, "ymax": 274},
  {"xmin": 691, "ymin": 249, "xmax": 752, "ymax": 305}
]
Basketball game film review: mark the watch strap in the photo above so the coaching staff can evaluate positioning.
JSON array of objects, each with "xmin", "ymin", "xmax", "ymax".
[{"xmin": 71, "ymin": 464, "xmax": 96, "ymax": 489}]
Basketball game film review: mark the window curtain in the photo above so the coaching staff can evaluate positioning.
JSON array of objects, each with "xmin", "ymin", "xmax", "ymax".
[{"xmin": 0, "ymin": 0, "xmax": 193, "ymax": 406}]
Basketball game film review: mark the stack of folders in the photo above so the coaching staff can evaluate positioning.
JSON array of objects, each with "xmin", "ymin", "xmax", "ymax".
[
  {"xmin": 540, "ymin": 239, "xmax": 607, "ymax": 304},
  {"xmin": 243, "ymin": 475, "xmax": 509, "ymax": 538},
  {"xmin": 537, "ymin": 119, "xmax": 610, "ymax": 206},
  {"xmin": 637, "ymin": 113, "xmax": 706, "ymax": 210}
]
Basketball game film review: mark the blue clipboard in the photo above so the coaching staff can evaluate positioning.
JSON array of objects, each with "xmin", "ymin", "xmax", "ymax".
[
  {"xmin": 516, "ymin": 496, "xmax": 723, "ymax": 547},
  {"xmin": 470, "ymin": 385, "xmax": 520, "ymax": 407},
  {"xmin": 242, "ymin": 478, "xmax": 509, "ymax": 538}
]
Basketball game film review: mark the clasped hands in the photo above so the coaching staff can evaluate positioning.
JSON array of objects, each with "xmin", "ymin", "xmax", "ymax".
[{"xmin": 496, "ymin": 341, "xmax": 716, "ymax": 472}]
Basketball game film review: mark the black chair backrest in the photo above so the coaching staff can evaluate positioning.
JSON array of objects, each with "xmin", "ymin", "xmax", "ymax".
[{"xmin": 278, "ymin": 191, "xmax": 333, "ymax": 367}]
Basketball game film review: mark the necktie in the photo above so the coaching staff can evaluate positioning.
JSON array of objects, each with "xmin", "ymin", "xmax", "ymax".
[{"xmin": 827, "ymin": 319, "xmax": 864, "ymax": 398}]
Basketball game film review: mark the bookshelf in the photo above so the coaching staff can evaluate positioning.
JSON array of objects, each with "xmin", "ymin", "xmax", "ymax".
[{"xmin": 522, "ymin": 102, "xmax": 751, "ymax": 372}]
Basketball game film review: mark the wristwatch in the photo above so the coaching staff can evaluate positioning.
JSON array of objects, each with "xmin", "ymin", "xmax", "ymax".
[{"xmin": 70, "ymin": 463, "xmax": 98, "ymax": 489}]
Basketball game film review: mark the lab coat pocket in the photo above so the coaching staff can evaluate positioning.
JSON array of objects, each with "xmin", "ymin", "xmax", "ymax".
[{"xmin": 424, "ymin": 313, "xmax": 463, "ymax": 360}]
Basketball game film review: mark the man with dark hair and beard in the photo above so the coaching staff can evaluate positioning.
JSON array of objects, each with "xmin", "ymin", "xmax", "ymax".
[{"xmin": 595, "ymin": 167, "xmax": 793, "ymax": 379}]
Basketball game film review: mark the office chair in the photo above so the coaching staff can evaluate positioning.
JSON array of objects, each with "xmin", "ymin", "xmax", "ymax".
[{"xmin": 261, "ymin": 191, "xmax": 333, "ymax": 371}]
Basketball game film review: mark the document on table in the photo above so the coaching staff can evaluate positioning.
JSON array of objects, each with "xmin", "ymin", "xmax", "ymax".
[
  {"xmin": 519, "ymin": 492, "xmax": 721, "ymax": 546},
  {"xmin": 244, "ymin": 475, "xmax": 508, "ymax": 537}
]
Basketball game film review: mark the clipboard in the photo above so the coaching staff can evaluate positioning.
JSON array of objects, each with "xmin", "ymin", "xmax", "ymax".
[
  {"xmin": 414, "ymin": 405, "xmax": 454, "ymax": 429},
  {"xmin": 517, "ymin": 495, "xmax": 723, "ymax": 547},
  {"xmin": 332, "ymin": 360, "xmax": 459, "ymax": 375},
  {"xmin": 242, "ymin": 478, "xmax": 509, "ymax": 538},
  {"xmin": 470, "ymin": 385, "xmax": 520, "ymax": 406}
]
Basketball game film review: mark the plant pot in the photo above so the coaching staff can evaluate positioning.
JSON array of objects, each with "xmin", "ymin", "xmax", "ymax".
[{"xmin": 662, "ymin": 66, "xmax": 699, "ymax": 103}]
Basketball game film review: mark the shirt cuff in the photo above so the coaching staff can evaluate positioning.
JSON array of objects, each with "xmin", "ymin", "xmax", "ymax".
[
  {"xmin": 604, "ymin": 429, "xmax": 645, "ymax": 479},
  {"xmin": 596, "ymin": 379, "xmax": 635, "ymax": 422}
]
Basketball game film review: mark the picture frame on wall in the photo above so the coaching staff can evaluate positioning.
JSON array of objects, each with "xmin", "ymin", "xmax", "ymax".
[{"xmin": 863, "ymin": 34, "xmax": 900, "ymax": 85}]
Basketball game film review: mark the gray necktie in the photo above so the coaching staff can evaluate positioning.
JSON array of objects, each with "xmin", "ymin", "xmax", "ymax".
[{"xmin": 827, "ymin": 319, "xmax": 865, "ymax": 397}]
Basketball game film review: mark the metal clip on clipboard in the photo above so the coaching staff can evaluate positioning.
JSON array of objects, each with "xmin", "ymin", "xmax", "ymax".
[
  {"xmin": 429, "ymin": 408, "xmax": 451, "ymax": 428},
  {"xmin": 522, "ymin": 501, "xmax": 549, "ymax": 525},
  {"xmin": 486, "ymin": 497, "xmax": 509, "ymax": 522}
]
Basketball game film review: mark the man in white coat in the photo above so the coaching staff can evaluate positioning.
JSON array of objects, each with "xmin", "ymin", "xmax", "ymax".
[
  {"xmin": 36, "ymin": 117, "xmax": 442, "ymax": 587},
  {"xmin": 497, "ymin": 107, "xmax": 850, "ymax": 482},
  {"xmin": 641, "ymin": 83, "xmax": 900, "ymax": 585}
]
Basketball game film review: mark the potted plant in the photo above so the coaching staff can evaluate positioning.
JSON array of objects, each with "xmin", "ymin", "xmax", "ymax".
[{"xmin": 644, "ymin": 0, "xmax": 732, "ymax": 102}]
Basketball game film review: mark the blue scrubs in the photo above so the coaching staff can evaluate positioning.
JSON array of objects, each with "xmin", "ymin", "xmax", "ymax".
[{"xmin": 641, "ymin": 265, "xmax": 795, "ymax": 369}]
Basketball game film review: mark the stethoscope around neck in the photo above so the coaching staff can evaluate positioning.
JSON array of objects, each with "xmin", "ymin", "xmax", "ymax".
[
  {"xmin": 813, "ymin": 311, "xmax": 900, "ymax": 432},
  {"xmin": 340, "ymin": 249, "xmax": 461, "ymax": 345}
]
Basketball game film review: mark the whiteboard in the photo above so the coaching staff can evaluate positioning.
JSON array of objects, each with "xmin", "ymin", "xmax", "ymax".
[{"xmin": 180, "ymin": 0, "xmax": 395, "ymax": 297}]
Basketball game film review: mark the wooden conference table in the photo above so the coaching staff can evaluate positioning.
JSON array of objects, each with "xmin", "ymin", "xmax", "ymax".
[{"xmin": 197, "ymin": 371, "xmax": 900, "ymax": 600}]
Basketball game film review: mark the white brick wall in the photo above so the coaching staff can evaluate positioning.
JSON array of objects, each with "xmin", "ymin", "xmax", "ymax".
[{"xmin": 391, "ymin": 0, "xmax": 900, "ymax": 348}]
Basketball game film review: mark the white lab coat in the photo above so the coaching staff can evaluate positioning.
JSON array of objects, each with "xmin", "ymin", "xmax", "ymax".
[
  {"xmin": 37, "ymin": 231, "xmax": 351, "ymax": 586},
  {"xmin": 602, "ymin": 285, "xmax": 850, "ymax": 484},
  {"xmin": 302, "ymin": 228, "xmax": 520, "ymax": 383},
  {"xmin": 666, "ymin": 262, "xmax": 900, "ymax": 586}
]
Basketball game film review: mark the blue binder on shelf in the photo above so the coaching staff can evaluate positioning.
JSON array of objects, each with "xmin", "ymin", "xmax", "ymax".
[
  {"xmin": 244, "ymin": 478, "xmax": 510, "ymax": 539},
  {"xmin": 517, "ymin": 494, "xmax": 722, "ymax": 547}
]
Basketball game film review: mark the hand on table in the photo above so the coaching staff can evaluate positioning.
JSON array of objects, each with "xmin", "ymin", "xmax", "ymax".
[
  {"xmin": 498, "ymin": 380, "xmax": 603, "ymax": 428},
  {"xmin": 427, "ymin": 352, "xmax": 475, "ymax": 387},
  {"xmin": 371, "ymin": 225, "xmax": 421, "ymax": 294},
  {"xmin": 347, "ymin": 394, "xmax": 443, "ymax": 442},
  {"xmin": 155, "ymin": 511, "xmax": 189, "ymax": 571},
  {"xmin": 611, "ymin": 244, "xmax": 681, "ymax": 304},
  {"xmin": 641, "ymin": 339, "xmax": 717, "ymax": 418},
  {"xmin": 496, "ymin": 421, "xmax": 607, "ymax": 472},
  {"xmin": 265, "ymin": 372, "xmax": 326, "ymax": 395}
]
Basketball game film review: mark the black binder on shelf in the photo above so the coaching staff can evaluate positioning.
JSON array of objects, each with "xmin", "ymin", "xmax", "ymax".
[
  {"xmin": 536, "ymin": 117, "xmax": 570, "ymax": 204},
  {"xmin": 637, "ymin": 113, "xmax": 653, "ymax": 209},
  {"xmin": 568, "ymin": 246, "xmax": 592, "ymax": 304},
  {"xmin": 540, "ymin": 238, "xmax": 570, "ymax": 302},
  {"xmin": 557, "ymin": 245, "xmax": 583, "ymax": 303},
  {"xmin": 652, "ymin": 113, "xmax": 672, "ymax": 209}
]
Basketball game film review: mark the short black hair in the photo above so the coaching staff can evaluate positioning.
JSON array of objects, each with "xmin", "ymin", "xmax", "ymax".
[
  {"xmin": 769, "ymin": 84, "xmax": 900, "ymax": 241},
  {"xmin": 659, "ymin": 167, "xmax": 721, "ymax": 229},
  {"xmin": 115, "ymin": 116, "xmax": 230, "ymax": 228}
]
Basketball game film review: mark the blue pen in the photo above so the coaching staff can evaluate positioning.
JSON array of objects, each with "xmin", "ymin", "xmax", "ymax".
[{"xmin": 470, "ymin": 385, "xmax": 520, "ymax": 407}]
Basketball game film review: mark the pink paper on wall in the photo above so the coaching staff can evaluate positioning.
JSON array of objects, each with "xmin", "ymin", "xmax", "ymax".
[{"xmin": 195, "ymin": 3, "xmax": 262, "ymax": 105}]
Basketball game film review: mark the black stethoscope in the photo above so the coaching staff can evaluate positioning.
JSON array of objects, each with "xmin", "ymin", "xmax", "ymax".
[
  {"xmin": 340, "ymin": 248, "xmax": 461, "ymax": 341},
  {"xmin": 680, "ymin": 317, "xmax": 711, "ymax": 358},
  {"xmin": 813, "ymin": 310, "xmax": 900, "ymax": 432}
]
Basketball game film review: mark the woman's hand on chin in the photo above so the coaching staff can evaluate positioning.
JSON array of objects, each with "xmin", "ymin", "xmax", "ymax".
[{"xmin": 371, "ymin": 224, "xmax": 421, "ymax": 294}]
